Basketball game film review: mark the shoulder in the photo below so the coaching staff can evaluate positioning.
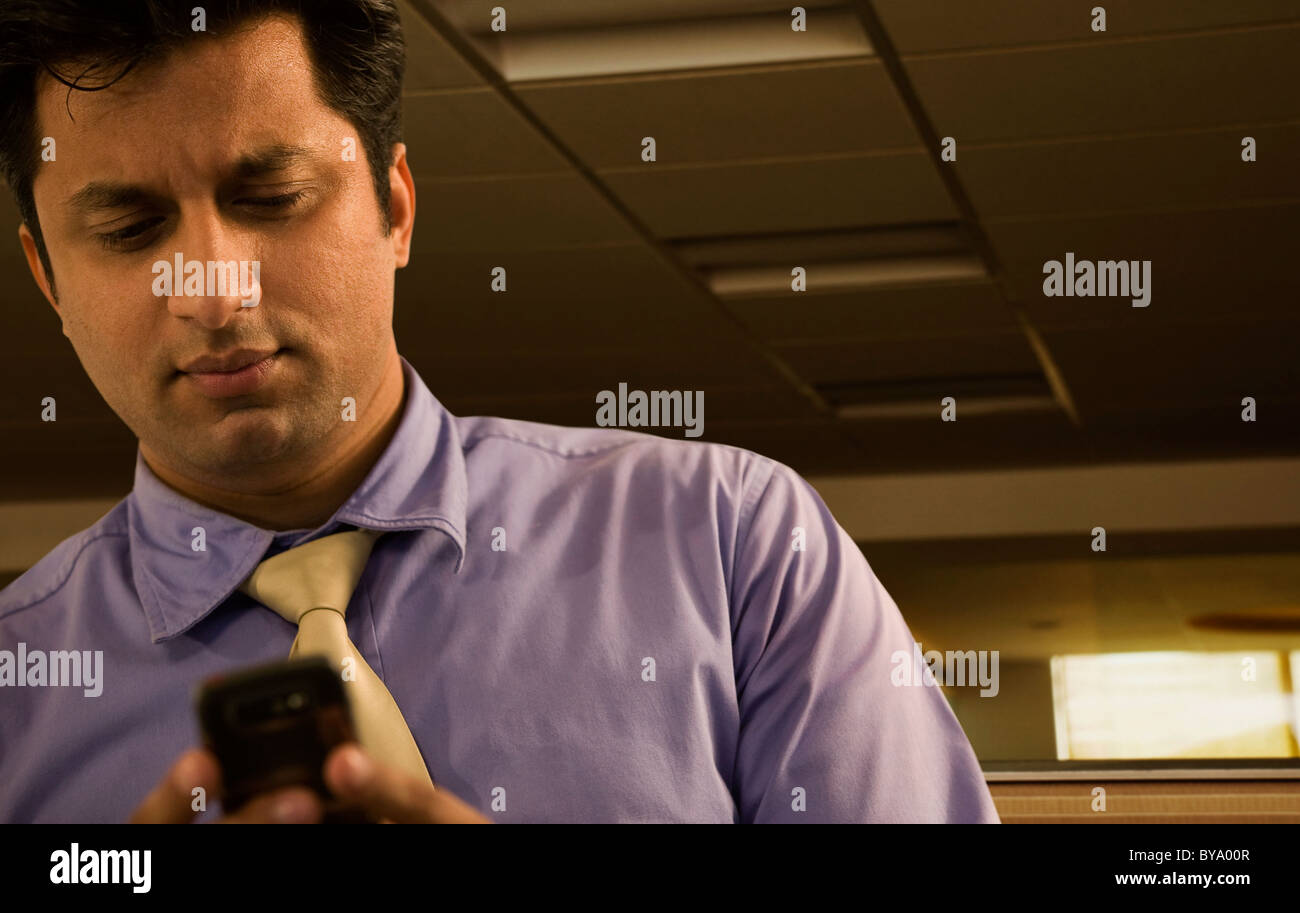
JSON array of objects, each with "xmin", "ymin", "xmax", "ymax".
[
  {"xmin": 0, "ymin": 500, "xmax": 131, "ymax": 621},
  {"xmin": 454, "ymin": 413, "xmax": 784, "ymax": 508}
]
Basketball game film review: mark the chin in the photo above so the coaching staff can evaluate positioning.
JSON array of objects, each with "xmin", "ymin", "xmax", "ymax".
[{"xmin": 202, "ymin": 417, "xmax": 298, "ymax": 465}]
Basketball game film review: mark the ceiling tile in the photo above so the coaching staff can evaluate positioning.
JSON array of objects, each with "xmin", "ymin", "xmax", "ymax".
[
  {"xmin": 874, "ymin": 0, "xmax": 1300, "ymax": 53},
  {"xmin": 698, "ymin": 418, "xmax": 870, "ymax": 473},
  {"xmin": 959, "ymin": 123, "xmax": 1300, "ymax": 220},
  {"xmin": 674, "ymin": 223, "xmax": 971, "ymax": 266},
  {"xmin": 839, "ymin": 410, "xmax": 1086, "ymax": 471},
  {"xmin": 399, "ymin": 0, "xmax": 486, "ymax": 90},
  {"xmin": 731, "ymin": 281, "xmax": 1019, "ymax": 342},
  {"xmin": 514, "ymin": 61, "xmax": 917, "ymax": 167},
  {"xmin": 394, "ymin": 244, "xmax": 749, "ymax": 351},
  {"xmin": 841, "ymin": 405, "xmax": 1300, "ymax": 472},
  {"xmin": 401, "ymin": 91, "xmax": 568, "ymax": 176},
  {"xmin": 774, "ymin": 330, "xmax": 1042, "ymax": 385},
  {"xmin": 410, "ymin": 174, "xmax": 640, "ymax": 250},
  {"xmin": 404, "ymin": 339, "xmax": 791, "ymax": 397},
  {"xmin": 602, "ymin": 152, "xmax": 957, "ymax": 237},
  {"xmin": 904, "ymin": 25, "xmax": 1300, "ymax": 143},
  {"xmin": 986, "ymin": 203, "xmax": 1300, "ymax": 327},
  {"xmin": 1041, "ymin": 318, "xmax": 1300, "ymax": 416}
]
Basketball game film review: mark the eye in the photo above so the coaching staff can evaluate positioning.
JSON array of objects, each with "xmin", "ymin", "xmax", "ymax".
[
  {"xmin": 98, "ymin": 216, "xmax": 166, "ymax": 251},
  {"xmin": 95, "ymin": 190, "xmax": 311, "ymax": 252},
  {"xmin": 237, "ymin": 189, "xmax": 309, "ymax": 209}
]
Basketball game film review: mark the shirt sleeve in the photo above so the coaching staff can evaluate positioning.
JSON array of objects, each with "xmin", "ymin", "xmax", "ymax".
[{"xmin": 728, "ymin": 457, "xmax": 1001, "ymax": 823}]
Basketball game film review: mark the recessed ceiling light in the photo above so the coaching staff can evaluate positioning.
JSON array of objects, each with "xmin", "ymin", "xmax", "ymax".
[{"xmin": 477, "ymin": 10, "xmax": 872, "ymax": 82}]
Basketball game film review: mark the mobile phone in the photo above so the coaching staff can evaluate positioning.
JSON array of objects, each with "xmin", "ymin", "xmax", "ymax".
[{"xmin": 196, "ymin": 656, "xmax": 373, "ymax": 823}]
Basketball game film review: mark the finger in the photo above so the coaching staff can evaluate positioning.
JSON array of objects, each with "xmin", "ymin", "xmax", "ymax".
[
  {"xmin": 218, "ymin": 787, "xmax": 324, "ymax": 824},
  {"xmin": 323, "ymin": 744, "xmax": 491, "ymax": 824},
  {"xmin": 128, "ymin": 749, "xmax": 220, "ymax": 824}
]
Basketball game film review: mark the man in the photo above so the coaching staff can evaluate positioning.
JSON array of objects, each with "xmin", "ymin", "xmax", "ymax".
[{"xmin": 0, "ymin": 0, "xmax": 999, "ymax": 823}]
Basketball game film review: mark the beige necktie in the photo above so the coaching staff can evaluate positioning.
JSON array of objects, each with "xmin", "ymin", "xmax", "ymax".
[{"xmin": 238, "ymin": 528, "xmax": 434, "ymax": 787}]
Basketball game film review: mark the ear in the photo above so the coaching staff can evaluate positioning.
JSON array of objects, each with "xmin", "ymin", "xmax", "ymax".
[
  {"xmin": 18, "ymin": 222, "xmax": 61, "ymax": 320},
  {"xmin": 386, "ymin": 142, "xmax": 415, "ymax": 268}
]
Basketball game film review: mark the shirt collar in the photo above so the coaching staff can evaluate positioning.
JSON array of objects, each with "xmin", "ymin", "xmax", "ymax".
[{"xmin": 127, "ymin": 355, "xmax": 467, "ymax": 643}]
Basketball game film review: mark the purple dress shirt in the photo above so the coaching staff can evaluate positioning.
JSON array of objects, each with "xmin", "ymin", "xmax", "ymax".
[{"xmin": 0, "ymin": 356, "xmax": 999, "ymax": 823}]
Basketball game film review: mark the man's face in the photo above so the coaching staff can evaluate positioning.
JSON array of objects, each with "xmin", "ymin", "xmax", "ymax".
[{"xmin": 20, "ymin": 15, "xmax": 412, "ymax": 487}]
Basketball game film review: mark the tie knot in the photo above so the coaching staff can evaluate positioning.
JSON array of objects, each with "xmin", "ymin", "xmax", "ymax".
[{"xmin": 238, "ymin": 528, "xmax": 381, "ymax": 626}]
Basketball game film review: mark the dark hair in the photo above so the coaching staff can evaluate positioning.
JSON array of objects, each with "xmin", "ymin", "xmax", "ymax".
[{"xmin": 0, "ymin": 0, "xmax": 405, "ymax": 298}]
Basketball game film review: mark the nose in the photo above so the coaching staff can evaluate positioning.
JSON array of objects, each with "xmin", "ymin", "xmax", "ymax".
[{"xmin": 161, "ymin": 214, "xmax": 264, "ymax": 329}]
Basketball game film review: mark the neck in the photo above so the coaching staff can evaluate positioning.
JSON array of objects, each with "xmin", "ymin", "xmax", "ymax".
[{"xmin": 141, "ymin": 349, "xmax": 406, "ymax": 531}]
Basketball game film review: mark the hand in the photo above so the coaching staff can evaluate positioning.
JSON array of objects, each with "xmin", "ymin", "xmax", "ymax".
[
  {"xmin": 322, "ymin": 743, "xmax": 492, "ymax": 823},
  {"xmin": 129, "ymin": 744, "xmax": 491, "ymax": 823}
]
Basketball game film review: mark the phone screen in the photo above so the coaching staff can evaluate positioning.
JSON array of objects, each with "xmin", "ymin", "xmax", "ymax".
[{"xmin": 196, "ymin": 656, "xmax": 373, "ymax": 823}]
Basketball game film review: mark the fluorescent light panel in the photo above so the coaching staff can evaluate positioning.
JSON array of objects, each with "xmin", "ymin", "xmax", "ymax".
[
  {"xmin": 1051, "ymin": 652, "xmax": 1299, "ymax": 760},
  {"xmin": 480, "ymin": 10, "xmax": 872, "ymax": 81},
  {"xmin": 707, "ymin": 254, "xmax": 989, "ymax": 297},
  {"xmin": 835, "ymin": 394, "xmax": 1058, "ymax": 420}
]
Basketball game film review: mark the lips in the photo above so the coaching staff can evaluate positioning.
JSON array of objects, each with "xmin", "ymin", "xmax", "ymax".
[
  {"xmin": 179, "ymin": 348, "xmax": 280, "ymax": 374},
  {"xmin": 180, "ymin": 350, "xmax": 283, "ymax": 398}
]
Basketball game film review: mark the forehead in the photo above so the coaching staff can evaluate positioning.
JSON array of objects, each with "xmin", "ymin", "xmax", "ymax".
[{"xmin": 32, "ymin": 15, "xmax": 333, "ymax": 192}]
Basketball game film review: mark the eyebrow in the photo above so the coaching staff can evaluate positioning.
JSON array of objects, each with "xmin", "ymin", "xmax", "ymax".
[{"xmin": 64, "ymin": 143, "xmax": 318, "ymax": 215}]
